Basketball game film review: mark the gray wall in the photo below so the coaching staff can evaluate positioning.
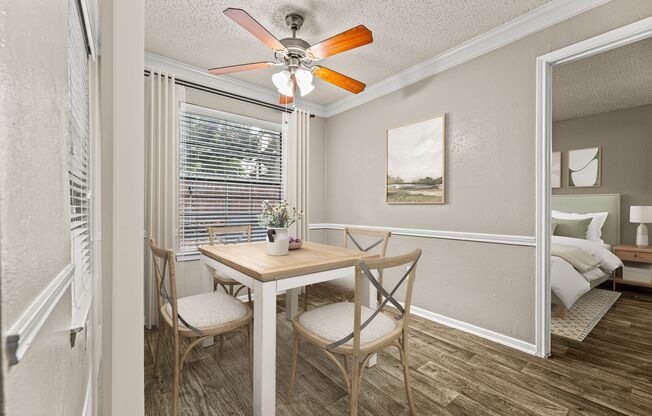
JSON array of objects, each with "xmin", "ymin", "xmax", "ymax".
[
  {"xmin": 553, "ymin": 104, "xmax": 652, "ymax": 244},
  {"xmin": 0, "ymin": 1, "xmax": 92, "ymax": 414},
  {"xmin": 322, "ymin": 0, "xmax": 652, "ymax": 344}
]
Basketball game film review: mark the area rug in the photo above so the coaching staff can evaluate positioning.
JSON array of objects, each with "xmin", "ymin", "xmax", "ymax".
[{"xmin": 551, "ymin": 289, "xmax": 621, "ymax": 342}]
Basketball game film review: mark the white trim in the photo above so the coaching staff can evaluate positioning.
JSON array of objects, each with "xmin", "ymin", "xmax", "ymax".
[
  {"xmin": 309, "ymin": 223, "xmax": 535, "ymax": 247},
  {"xmin": 145, "ymin": 0, "xmax": 608, "ymax": 119},
  {"xmin": 145, "ymin": 52, "xmax": 327, "ymax": 117},
  {"xmin": 181, "ymin": 102, "xmax": 282, "ymax": 133},
  {"xmin": 82, "ymin": 370, "xmax": 93, "ymax": 416},
  {"xmin": 5, "ymin": 264, "xmax": 75, "ymax": 365},
  {"xmin": 406, "ymin": 303, "xmax": 537, "ymax": 355},
  {"xmin": 324, "ymin": 0, "xmax": 609, "ymax": 117},
  {"xmin": 534, "ymin": 16, "xmax": 652, "ymax": 358}
]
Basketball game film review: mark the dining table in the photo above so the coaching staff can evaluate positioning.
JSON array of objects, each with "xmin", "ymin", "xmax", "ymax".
[{"xmin": 199, "ymin": 240, "xmax": 379, "ymax": 416}]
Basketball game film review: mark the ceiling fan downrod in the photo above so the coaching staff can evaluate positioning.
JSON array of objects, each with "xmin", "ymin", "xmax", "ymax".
[{"xmin": 285, "ymin": 13, "xmax": 304, "ymax": 38}]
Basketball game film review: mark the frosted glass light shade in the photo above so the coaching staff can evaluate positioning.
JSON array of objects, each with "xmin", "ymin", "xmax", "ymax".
[
  {"xmin": 630, "ymin": 206, "xmax": 652, "ymax": 223},
  {"xmin": 295, "ymin": 68, "xmax": 314, "ymax": 97},
  {"xmin": 272, "ymin": 70, "xmax": 291, "ymax": 90},
  {"xmin": 295, "ymin": 68, "xmax": 312, "ymax": 87},
  {"xmin": 277, "ymin": 79, "xmax": 294, "ymax": 97}
]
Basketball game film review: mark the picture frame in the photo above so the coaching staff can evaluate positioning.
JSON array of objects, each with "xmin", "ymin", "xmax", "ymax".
[
  {"xmin": 386, "ymin": 114, "xmax": 446, "ymax": 204},
  {"xmin": 567, "ymin": 147, "xmax": 602, "ymax": 188}
]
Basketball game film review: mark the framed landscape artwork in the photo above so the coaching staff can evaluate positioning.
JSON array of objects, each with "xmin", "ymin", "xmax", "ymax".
[
  {"xmin": 551, "ymin": 151, "xmax": 561, "ymax": 189},
  {"xmin": 386, "ymin": 114, "xmax": 445, "ymax": 204},
  {"xmin": 568, "ymin": 147, "xmax": 601, "ymax": 188}
]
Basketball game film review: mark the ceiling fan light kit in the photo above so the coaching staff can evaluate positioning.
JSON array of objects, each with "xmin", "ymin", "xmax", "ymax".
[{"xmin": 209, "ymin": 8, "xmax": 373, "ymax": 104}]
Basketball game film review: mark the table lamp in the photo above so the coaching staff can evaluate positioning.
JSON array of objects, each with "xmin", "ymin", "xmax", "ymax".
[{"xmin": 630, "ymin": 206, "xmax": 652, "ymax": 247}]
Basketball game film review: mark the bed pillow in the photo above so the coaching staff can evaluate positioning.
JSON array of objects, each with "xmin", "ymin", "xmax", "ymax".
[
  {"xmin": 552, "ymin": 218, "xmax": 592, "ymax": 239},
  {"xmin": 552, "ymin": 235, "xmax": 623, "ymax": 272},
  {"xmin": 551, "ymin": 210, "xmax": 608, "ymax": 243}
]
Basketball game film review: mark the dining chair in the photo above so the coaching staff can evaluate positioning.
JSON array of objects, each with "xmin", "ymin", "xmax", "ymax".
[
  {"xmin": 148, "ymin": 239, "xmax": 253, "ymax": 416},
  {"xmin": 208, "ymin": 225, "xmax": 253, "ymax": 304},
  {"xmin": 303, "ymin": 227, "xmax": 392, "ymax": 310},
  {"xmin": 287, "ymin": 249, "xmax": 422, "ymax": 416}
]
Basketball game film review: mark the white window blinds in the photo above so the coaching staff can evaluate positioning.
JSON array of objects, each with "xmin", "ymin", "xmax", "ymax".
[
  {"xmin": 178, "ymin": 105, "xmax": 283, "ymax": 257},
  {"xmin": 69, "ymin": 0, "xmax": 91, "ymax": 310}
]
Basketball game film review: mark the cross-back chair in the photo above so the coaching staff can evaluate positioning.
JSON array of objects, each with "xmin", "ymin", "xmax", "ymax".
[
  {"xmin": 208, "ymin": 225, "xmax": 253, "ymax": 304},
  {"xmin": 148, "ymin": 239, "xmax": 253, "ymax": 416},
  {"xmin": 303, "ymin": 227, "xmax": 392, "ymax": 310},
  {"xmin": 287, "ymin": 249, "xmax": 422, "ymax": 416}
]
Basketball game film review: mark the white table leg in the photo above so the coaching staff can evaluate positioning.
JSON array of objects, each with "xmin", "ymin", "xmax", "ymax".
[
  {"xmin": 201, "ymin": 260, "xmax": 215, "ymax": 347},
  {"xmin": 253, "ymin": 280, "xmax": 277, "ymax": 416},
  {"xmin": 285, "ymin": 288, "xmax": 300, "ymax": 320},
  {"xmin": 359, "ymin": 270, "xmax": 378, "ymax": 367}
]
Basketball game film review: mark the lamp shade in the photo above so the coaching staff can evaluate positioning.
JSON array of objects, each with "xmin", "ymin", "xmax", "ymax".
[
  {"xmin": 277, "ymin": 79, "xmax": 294, "ymax": 97},
  {"xmin": 630, "ymin": 206, "xmax": 652, "ymax": 223},
  {"xmin": 272, "ymin": 70, "xmax": 291, "ymax": 90}
]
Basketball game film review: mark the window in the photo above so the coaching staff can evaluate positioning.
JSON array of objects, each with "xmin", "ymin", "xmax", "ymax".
[
  {"xmin": 178, "ymin": 104, "xmax": 283, "ymax": 258},
  {"xmin": 69, "ymin": 0, "xmax": 92, "ymax": 319}
]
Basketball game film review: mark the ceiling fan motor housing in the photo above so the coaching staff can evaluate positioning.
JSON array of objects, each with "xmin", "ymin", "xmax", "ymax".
[
  {"xmin": 280, "ymin": 37, "xmax": 310, "ymax": 59},
  {"xmin": 285, "ymin": 13, "xmax": 304, "ymax": 32}
]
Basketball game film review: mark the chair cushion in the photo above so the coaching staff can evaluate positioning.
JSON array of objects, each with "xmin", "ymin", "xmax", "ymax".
[
  {"xmin": 298, "ymin": 302, "xmax": 397, "ymax": 346},
  {"xmin": 164, "ymin": 291, "xmax": 248, "ymax": 329},
  {"xmin": 323, "ymin": 275, "xmax": 355, "ymax": 290}
]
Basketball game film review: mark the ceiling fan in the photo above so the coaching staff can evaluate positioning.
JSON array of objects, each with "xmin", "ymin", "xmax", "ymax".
[{"xmin": 208, "ymin": 8, "xmax": 373, "ymax": 104}]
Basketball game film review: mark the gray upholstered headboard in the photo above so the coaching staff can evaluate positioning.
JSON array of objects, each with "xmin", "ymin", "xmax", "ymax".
[{"xmin": 551, "ymin": 194, "xmax": 621, "ymax": 247}]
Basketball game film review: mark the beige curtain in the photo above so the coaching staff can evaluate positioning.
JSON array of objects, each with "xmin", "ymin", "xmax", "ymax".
[
  {"xmin": 144, "ymin": 72, "xmax": 185, "ymax": 328},
  {"xmin": 284, "ymin": 108, "xmax": 310, "ymax": 240}
]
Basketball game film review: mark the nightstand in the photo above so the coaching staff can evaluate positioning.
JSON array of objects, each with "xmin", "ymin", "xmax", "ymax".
[{"xmin": 613, "ymin": 244, "xmax": 652, "ymax": 289}]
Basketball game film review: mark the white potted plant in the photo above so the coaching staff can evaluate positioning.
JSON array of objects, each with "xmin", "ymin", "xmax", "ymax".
[{"xmin": 258, "ymin": 200, "xmax": 303, "ymax": 256}]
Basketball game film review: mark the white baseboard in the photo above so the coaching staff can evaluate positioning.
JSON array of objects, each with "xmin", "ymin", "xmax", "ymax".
[
  {"xmin": 406, "ymin": 303, "xmax": 537, "ymax": 355},
  {"xmin": 238, "ymin": 289, "xmax": 537, "ymax": 355}
]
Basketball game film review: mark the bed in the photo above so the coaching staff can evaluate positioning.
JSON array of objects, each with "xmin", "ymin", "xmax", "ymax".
[{"xmin": 550, "ymin": 194, "xmax": 623, "ymax": 318}]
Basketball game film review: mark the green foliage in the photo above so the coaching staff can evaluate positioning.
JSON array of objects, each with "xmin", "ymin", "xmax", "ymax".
[
  {"xmin": 388, "ymin": 175, "xmax": 442, "ymax": 185},
  {"xmin": 413, "ymin": 176, "xmax": 442, "ymax": 185},
  {"xmin": 258, "ymin": 200, "xmax": 303, "ymax": 228},
  {"xmin": 387, "ymin": 175, "xmax": 404, "ymax": 184}
]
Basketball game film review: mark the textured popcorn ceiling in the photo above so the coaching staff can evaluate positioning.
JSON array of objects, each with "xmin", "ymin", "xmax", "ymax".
[
  {"xmin": 146, "ymin": 0, "xmax": 551, "ymax": 105},
  {"xmin": 553, "ymin": 38, "xmax": 652, "ymax": 121}
]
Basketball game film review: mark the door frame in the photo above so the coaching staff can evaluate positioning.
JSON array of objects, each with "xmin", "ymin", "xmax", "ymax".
[{"xmin": 534, "ymin": 17, "xmax": 652, "ymax": 358}]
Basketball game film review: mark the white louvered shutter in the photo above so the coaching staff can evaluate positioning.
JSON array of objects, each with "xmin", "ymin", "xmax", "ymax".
[
  {"xmin": 69, "ymin": 0, "xmax": 91, "ymax": 310},
  {"xmin": 178, "ymin": 106, "xmax": 283, "ymax": 258}
]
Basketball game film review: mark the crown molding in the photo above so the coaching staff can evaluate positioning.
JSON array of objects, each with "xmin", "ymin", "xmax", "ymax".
[
  {"xmin": 144, "ymin": 52, "xmax": 329, "ymax": 117},
  {"xmin": 323, "ymin": 0, "xmax": 611, "ymax": 118},
  {"xmin": 146, "ymin": 0, "xmax": 609, "ymax": 119}
]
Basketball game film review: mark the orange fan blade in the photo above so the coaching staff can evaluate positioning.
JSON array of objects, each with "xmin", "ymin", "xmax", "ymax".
[
  {"xmin": 208, "ymin": 62, "xmax": 273, "ymax": 75},
  {"xmin": 279, "ymin": 78, "xmax": 297, "ymax": 104},
  {"xmin": 313, "ymin": 66, "xmax": 366, "ymax": 94},
  {"xmin": 224, "ymin": 8, "xmax": 287, "ymax": 52},
  {"xmin": 307, "ymin": 25, "xmax": 372, "ymax": 60},
  {"xmin": 279, "ymin": 94, "xmax": 293, "ymax": 105}
]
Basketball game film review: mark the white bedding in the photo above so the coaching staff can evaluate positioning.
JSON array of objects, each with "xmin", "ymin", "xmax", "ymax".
[{"xmin": 550, "ymin": 236, "xmax": 623, "ymax": 308}]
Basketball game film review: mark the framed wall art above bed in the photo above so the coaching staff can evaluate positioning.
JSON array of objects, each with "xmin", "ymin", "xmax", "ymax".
[{"xmin": 567, "ymin": 147, "xmax": 602, "ymax": 188}]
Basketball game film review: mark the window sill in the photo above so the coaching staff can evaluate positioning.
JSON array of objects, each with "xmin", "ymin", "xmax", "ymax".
[{"xmin": 176, "ymin": 253, "xmax": 200, "ymax": 262}]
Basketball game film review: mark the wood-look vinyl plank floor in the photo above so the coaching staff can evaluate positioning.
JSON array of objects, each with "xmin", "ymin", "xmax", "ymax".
[{"xmin": 145, "ymin": 286, "xmax": 652, "ymax": 415}]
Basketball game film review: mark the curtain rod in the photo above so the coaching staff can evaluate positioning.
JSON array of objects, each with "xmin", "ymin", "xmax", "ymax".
[{"xmin": 144, "ymin": 70, "xmax": 315, "ymax": 118}]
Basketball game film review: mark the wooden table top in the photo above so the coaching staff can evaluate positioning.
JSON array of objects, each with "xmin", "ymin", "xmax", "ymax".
[{"xmin": 199, "ymin": 241, "xmax": 377, "ymax": 282}]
